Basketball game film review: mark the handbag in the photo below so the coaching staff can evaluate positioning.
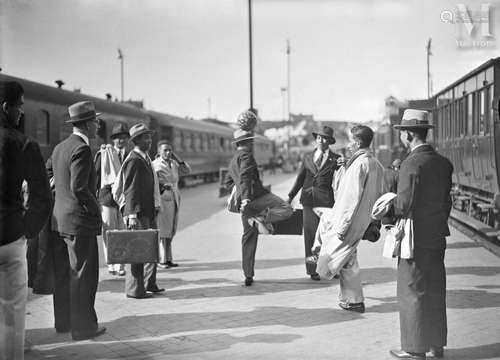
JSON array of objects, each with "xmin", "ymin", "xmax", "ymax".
[
  {"xmin": 362, "ymin": 220, "xmax": 381, "ymax": 242},
  {"xmin": 382, "ymin": 217, "xmax": 414, "ymax": 259},
  {"xmin": 382, "ymin": 225, "xmax": 401, "ymax": 258}
]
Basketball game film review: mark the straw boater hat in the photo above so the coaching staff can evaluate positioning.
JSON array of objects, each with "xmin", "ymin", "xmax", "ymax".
[
  {"xmin": 129, "ymin": 123, "xmax": 153, "ymax": 141},
  {"xmin": 312, "ymin": 126, "xmax": 336, "ymax": 144},
  {"xmin": 66, "ymin": 101, "xmax": 101, "ymax": 123},
  {"xmin": 393, "ymin": 109, "xmax": 434, "ymax": 129},
  {"xmin": 232, "ymin": 128, "xmax": 256, "ymax": 144},
  {"xmin": 110, "ymin": 122, "xmax": 130, "ymax": 139}
]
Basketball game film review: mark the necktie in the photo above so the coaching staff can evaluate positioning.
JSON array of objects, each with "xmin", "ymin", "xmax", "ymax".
[
  {"xmin": 119, "ymin": 151, "xmax": 124, "ymax": 164},
  {"xmin": 315, "ymin": 152, "xmax": 323, "ymax": 169}
]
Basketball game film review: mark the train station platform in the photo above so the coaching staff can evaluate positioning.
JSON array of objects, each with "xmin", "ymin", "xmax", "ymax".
[{"xmin": 25, "ymin": 173, "xmax": 500, "ymax": 360}]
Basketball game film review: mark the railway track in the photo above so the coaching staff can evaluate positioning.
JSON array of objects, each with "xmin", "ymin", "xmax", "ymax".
[{"xmin": 449, "ymin": 209, "xmax": 500, "ymax": 257}]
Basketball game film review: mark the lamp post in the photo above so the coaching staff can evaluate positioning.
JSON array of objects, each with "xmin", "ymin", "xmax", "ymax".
[
  {"xmin": 286, "ymin": 39, "xmax": 291, "ymax": 157},
  {"xmin": 426, "ymin": 38, "xmax": 432, "ymax": 98},
  {"xmin": 118, "ymin": 48, "xmax": 124, "ymax": 102}
]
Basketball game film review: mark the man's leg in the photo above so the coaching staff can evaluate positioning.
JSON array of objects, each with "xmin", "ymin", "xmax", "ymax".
[
  {"xmin": 241, "ymin": 213, "xmax": 259, "ymax": 279},
  {"xmin": 338, "ymin": 249, "xmax": 364, "ymax": 306},
  {"xmin": 52, "ymin": 233, "xmax": 70, "ymax": 332},
  {"xmin": 247, "ymin": 193, "xmax": 293, "ymax": 224},
  {"xmin": 63, "ymin": 235, "xmax": 99, "ymax": 338},
  {"xmin": 101, "ymin": 206, "xmax": 113, "ymax": 272},
  {"xmin": 0, "ymin": 238, "xmax": 28, "ymax": 360},
  {"xmin": 302, "ymin": 206, "xmax": 319, "ymax": 276}
]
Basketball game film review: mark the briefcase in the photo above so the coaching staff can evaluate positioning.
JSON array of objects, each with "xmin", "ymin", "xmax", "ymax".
[
  {"xmin": 272, "ymin": 209, "xmax": 303, "ymax": 235},
  {"xmin": 106, "ymin": 229, "xmax": 159, "ymax": 264}
]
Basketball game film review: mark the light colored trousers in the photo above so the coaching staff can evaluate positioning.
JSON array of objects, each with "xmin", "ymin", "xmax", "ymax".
[
  {"xmin": 338, "ymin": 250, "xmax": 364, "ymax": 304},
  {"xmin": 101, "ymin": 205, "xmax": 125, "ymax": 272},
  {"xmin": 0, "ymin": 237, "xmax": 27, "ymax": 360}
]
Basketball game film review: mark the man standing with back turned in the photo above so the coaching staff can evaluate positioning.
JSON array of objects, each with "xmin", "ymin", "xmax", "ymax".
[
  {"xmin": 0, "ymin": 81, "xmax": 51, "ymax": 359},
  {"xmin": 50, "ymin": 101, "xmax": 106, "ymax": 341},
  {"xmin": 390, "ymin": 109, "xmax": 453, "ymax": 360}
]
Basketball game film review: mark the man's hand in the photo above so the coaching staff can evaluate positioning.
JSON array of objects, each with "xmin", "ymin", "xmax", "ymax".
[
  {"xmin": 240, "ymin": 199, "xmax": 250, "ymax": 212},
  {"xmin": 155, "ymin": 206, "xmax": 161, "ymax": 217},
  {"xmin": 128, "ymin": 217, "xmax": 139, "ymax": 230},
  {"xmin": 337, "ymin": 156, "xmax": 346, "ymax": 167}
]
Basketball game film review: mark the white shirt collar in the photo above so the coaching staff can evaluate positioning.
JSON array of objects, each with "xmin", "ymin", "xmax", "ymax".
[
  {"xmin": 314, "ymin": 148, "xmax": 327, "ymax": 161},
  {"xmin": 114, "ymin": 145, "xmax": 125, "ymax": 155},
  {"xmin": 73, "ymin": 130, "xmax": 89, "ymax": 145},
  {"xmin": 411, "ymin": 143, "xmax": 428, "ymax": 152}
]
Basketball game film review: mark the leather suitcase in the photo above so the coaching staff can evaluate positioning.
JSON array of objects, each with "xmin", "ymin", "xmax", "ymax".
[
  {"xmin": 273, "ymin": 209, "xmax": 303, "ymax": 235},
  {"xmin": 106, "ymin": 229, "xmax": 159, "ymax": 264}
]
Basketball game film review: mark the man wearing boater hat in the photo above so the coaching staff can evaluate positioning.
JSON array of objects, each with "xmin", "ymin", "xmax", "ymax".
[
  {"xmin": 49, "ymin": 101, "xmax": 105, "ymax": 340},
  {"xmin": 288, "ymin": 126, "xmax": 340, "ymax": 281},
  {"xmin": 119, "ymin": 123, "xmax": 164, "ymax": 298},
  {"xmin": 389, "ymin": 109, "xmax": 453, "ymax": 360},
  {"xmin": 94, "ymin": 122, "xmax": 130, "ymax": 276},
  {"xmin": 224, "ymin": 111, "xmax": 293, "ymax": 286}
]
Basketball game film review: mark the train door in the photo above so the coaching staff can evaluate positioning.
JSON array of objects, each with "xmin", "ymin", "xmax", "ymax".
[
  {"xmin": 471, "ymin": 91, "xmax": 484, "ymax": 188},
  {"xmin": 493, "ymin": 94, "xmax": 500, "ymax": 195},
  {"xmin": 478, "ymin": 86, "xmax": 493, "ymax": 193},
  {"xmin": 462, "ymin": 93, "xmax": 474, "ymax": 188}
]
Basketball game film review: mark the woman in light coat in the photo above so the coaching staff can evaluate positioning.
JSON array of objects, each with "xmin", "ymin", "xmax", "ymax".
[
  {"xmin": 314, "ymin": 125, "xmax": 385, "ymax": 313},
  {"xmin": 152, "ymin": 141, "xmax": 191, "ymax": 268}
]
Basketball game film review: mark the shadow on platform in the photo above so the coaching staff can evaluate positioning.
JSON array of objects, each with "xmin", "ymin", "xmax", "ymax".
[
  {"xmin": 446, "ymin": 241, "xmax": 482, "ymax": 249},
  {"xmin": 445, "ymin": 342, "xmax": 500, "ymax": 359}
]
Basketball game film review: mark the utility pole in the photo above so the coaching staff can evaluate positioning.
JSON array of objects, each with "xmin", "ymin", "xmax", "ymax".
[
  {"xmin": 426, "ymin": 38, "xmax": 432, "ymax": 98},
  {"xmin": 286, "ymin": 39, "xmax": 291, "ymax": 157},
  {"xmin": 248, "ymin": 0, "xmax": 254, "ymax": 110},
  {"xmin": 118, "ymin": 48, "xmax": 124, "ymax": 102},
  {"xmin": 280, "ymin": 87, "xmax": 287, "ymax": 121}
]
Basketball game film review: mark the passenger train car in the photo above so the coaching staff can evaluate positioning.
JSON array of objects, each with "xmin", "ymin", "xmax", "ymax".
[
  {"xmin": 374, "ymin": 58, "xmax": 500, "ymax": 228},
  {"xmin": 0, "ymin": 73, "xmax": 274, "ymax": 184}
]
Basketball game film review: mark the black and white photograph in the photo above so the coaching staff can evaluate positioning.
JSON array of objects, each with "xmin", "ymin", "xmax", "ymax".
[{"xmin": 1, "ymin": 0, "xmax": 500, "ymax": 359}]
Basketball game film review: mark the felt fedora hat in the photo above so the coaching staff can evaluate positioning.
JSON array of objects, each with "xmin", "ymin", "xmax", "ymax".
[
  {"xmin": 312, "ymin": 126, "xmax": 336, "ymax": 144},
  {"xmin": 129, "ymin": 123, "xmax": 153, "ymax": 141},
  {"xmin": 66, "ymin": 101, "xmax": 101, "ymax": 123},
  {"xmin": 110, "ymin": 122, "xmax": 130, "ymax": 139},
  {"xmin": 394, "ymin": 109, "xmax": 434, "ymax": 129},
  {"xmin": 232, "ymin": 128, "xmax": 256, "ymax": 143}
]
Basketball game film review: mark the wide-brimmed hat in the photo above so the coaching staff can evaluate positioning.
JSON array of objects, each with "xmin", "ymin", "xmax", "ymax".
[
  {"xmin": 129, "ymin": 123, "xmax": 153, "ymax": 141},
  {"xmin": 371, "ymin": 192, "xmax": 397, "ymax": 220},
  {"xmin": 66, "ymin": 101, "xmax": 101, "ymax": 123},
  {"xmin": 232, "ymin": 128, "xmax": 256, "ymax": 143},
  {"xmin": 110, "ymin": 122, "xmax": 130, "ymax": 139},
  {"xmin": 393, "ymin": 109, "xmax": 434, "ymax": 129},
  {"xmin": 312, "ymin": 126, "xmax": 336, "ymax": 144}
]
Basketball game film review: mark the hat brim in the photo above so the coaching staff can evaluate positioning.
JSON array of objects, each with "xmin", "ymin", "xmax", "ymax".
[
  {"xmin": 66, "ymin": 112, "xmax": 102, "ymax": 123},
  {"xmin": 232, "ymin": 135, "xmax": 256, "ymax": 144},
  {"xmin": 110, "ymin": 131, "xmax": 130, "ymax": 139},
  {"xmin": 393, "ymin": 124, "xmax": 434, "ymax": 130},
  {"xmin": 312, "ymin": 132, "xmax": 336, "ymax": 144},
  {"xmin": 130, "ymin": 129, "xmax": 154, "ymax": 141}
]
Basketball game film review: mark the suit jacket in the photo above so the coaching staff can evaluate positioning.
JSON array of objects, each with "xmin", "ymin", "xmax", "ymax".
[
  {"xmin": 394, "ymin": 144, "xmax": 453, "ymax": 249},
  {"xmin": 224, "ymin": 147, "xmax": 269, "ymax": 203},
  {"xmin": 0, "ymin": 124, "xmax": 52, "ymax": 246},
  {"xmin": 50, "ymin": 134, "xmax": 101, "ymax": 236},
  {"xmin": 122, "ymin": 150, "xmax": 155, "ymax": 220},
  {"xmin": 288, "ymin": 150, "xmax": 340, "ymax": 207},
  {"xmin": 94, "ymin": 146, "xmax": 128, "ymax": 207}
]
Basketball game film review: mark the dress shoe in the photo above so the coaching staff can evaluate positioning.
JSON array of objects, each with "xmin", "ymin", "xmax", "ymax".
[
  {"xmin": 339, "ymin": 301, "xmax": 365, "ymax": 313},
  {"xmin": 305, "ymin": 254, "xmax": 318, "ymax": 265},
  {"xmin": 429, "ymin": 346, "xmax": 443, "ymax": 358},
  {"xmin": 118, "ymin": 269, "xmax": 126, "ymax": 276},
  {"xmin": 72, "ymin": 326, "xmax": 106, "ymax": 341},
  {"xmin": 146, "ymin": 286, "xmax": 165, "ymax": 293},
  {"xmin": 390, "ymin": 349, "xmax": 426, "ymax": 359},
  {"xmin": 166, "ymin": 261, "xmax": 178, "ymax": 267},
  {"xmin": 244, "ymin": 277, "xmax": 253, "ymax": 286},
  {"xmin": 310, "ymin": 273, "xmax": 321, "ymax": 281},
  {"xmin": 157, "ymin": 263, "xmax": 169, "ymax": 269},
  {"xmin": 108, "ymin": 270, "xmax": 117, "ymax": 275},
  {"xmin": 126, "ymin": 292, "xmax": 153, "ymax": 299},
  {"xmin": 55, "ymin": 327, "xmax": 71, "ymax": 334}
]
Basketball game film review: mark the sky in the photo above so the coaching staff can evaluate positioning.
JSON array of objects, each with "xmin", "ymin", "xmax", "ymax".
[{"xmin": 1, "ymin": 0, "xmax": 499, "ymax": 123}]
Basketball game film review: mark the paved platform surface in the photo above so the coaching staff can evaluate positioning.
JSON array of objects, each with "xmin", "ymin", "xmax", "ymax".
[{"xmin": 25, "ymin": 173, "xmax": 500, "ymax": 360}]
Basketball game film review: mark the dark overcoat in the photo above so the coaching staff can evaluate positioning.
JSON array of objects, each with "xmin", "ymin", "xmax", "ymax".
[
  {"xmin": 50, "ymin": 134, "xmax": 101, "ymax": 236},
  {"xmin": 121, "ymin": 150, "xmax": 155, "ymax": 220},
  {"xmin": 288, "ymin": 150, "xmax": 340, "ymax": 207}
]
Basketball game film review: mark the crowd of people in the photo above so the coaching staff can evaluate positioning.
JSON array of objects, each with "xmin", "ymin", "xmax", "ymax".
[{"xmin": 0, "ymin": 81, "xmax": 453, "ymax": 360}]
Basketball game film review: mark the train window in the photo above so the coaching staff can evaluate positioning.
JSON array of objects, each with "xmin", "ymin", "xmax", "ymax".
[
  {"xmin": 479, "ymin": 89, "xmax": 485, "ymax": 134},
  {"xmin": 173, "ymin": 131, "xmax": 182, "ymax": 151},
  {"xmin": 467, "ymin": 94, "xmax": 473, "ymax": 136},
  {"xmin": 484, "ymin": 86, "xmax": 491, "ymax": 134},
  {"xmin": 184, "ymin": 132, "xmax": 192, "ymax": 152},
  {"xmin": 486, "ymin": 67, "xmax": 494, "ymax": 84},
  {"xmin": 34, "ymin": 110, "xmax": 50, "ymax": 145},
  {"xmin": 193, "ymin": 133, "xmax": 201, "ymax": 152},
  {"xmin": 459, "ymin": 98, "xmax": 466, "ymax": 136}
]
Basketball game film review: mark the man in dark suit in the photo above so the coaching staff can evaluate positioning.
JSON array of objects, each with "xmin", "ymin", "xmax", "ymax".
[
  {"xmin": 389, "ymin": 109, "xmax": 453, "ymax": 360},
  {"xmin": 225, "ymin": 126, "xmax": 293, "ymax": 286},
  {"xmin": 288, "ymin": 126, "xmax": 340, "ymax": 281},
  {"xmin": 49, "ymin": 101, "xmax": 106, "ymax": 341},
  {"xmin": 94, "ymin": 122, "xmax": 130, "ymax": 276},
  {"xmin": 0, "ymin": 81, "xmax": 51, "ymax": 358},
  {"xmin": 121, "ymin": 123, "xmax": 164, "ymax": 299}
]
